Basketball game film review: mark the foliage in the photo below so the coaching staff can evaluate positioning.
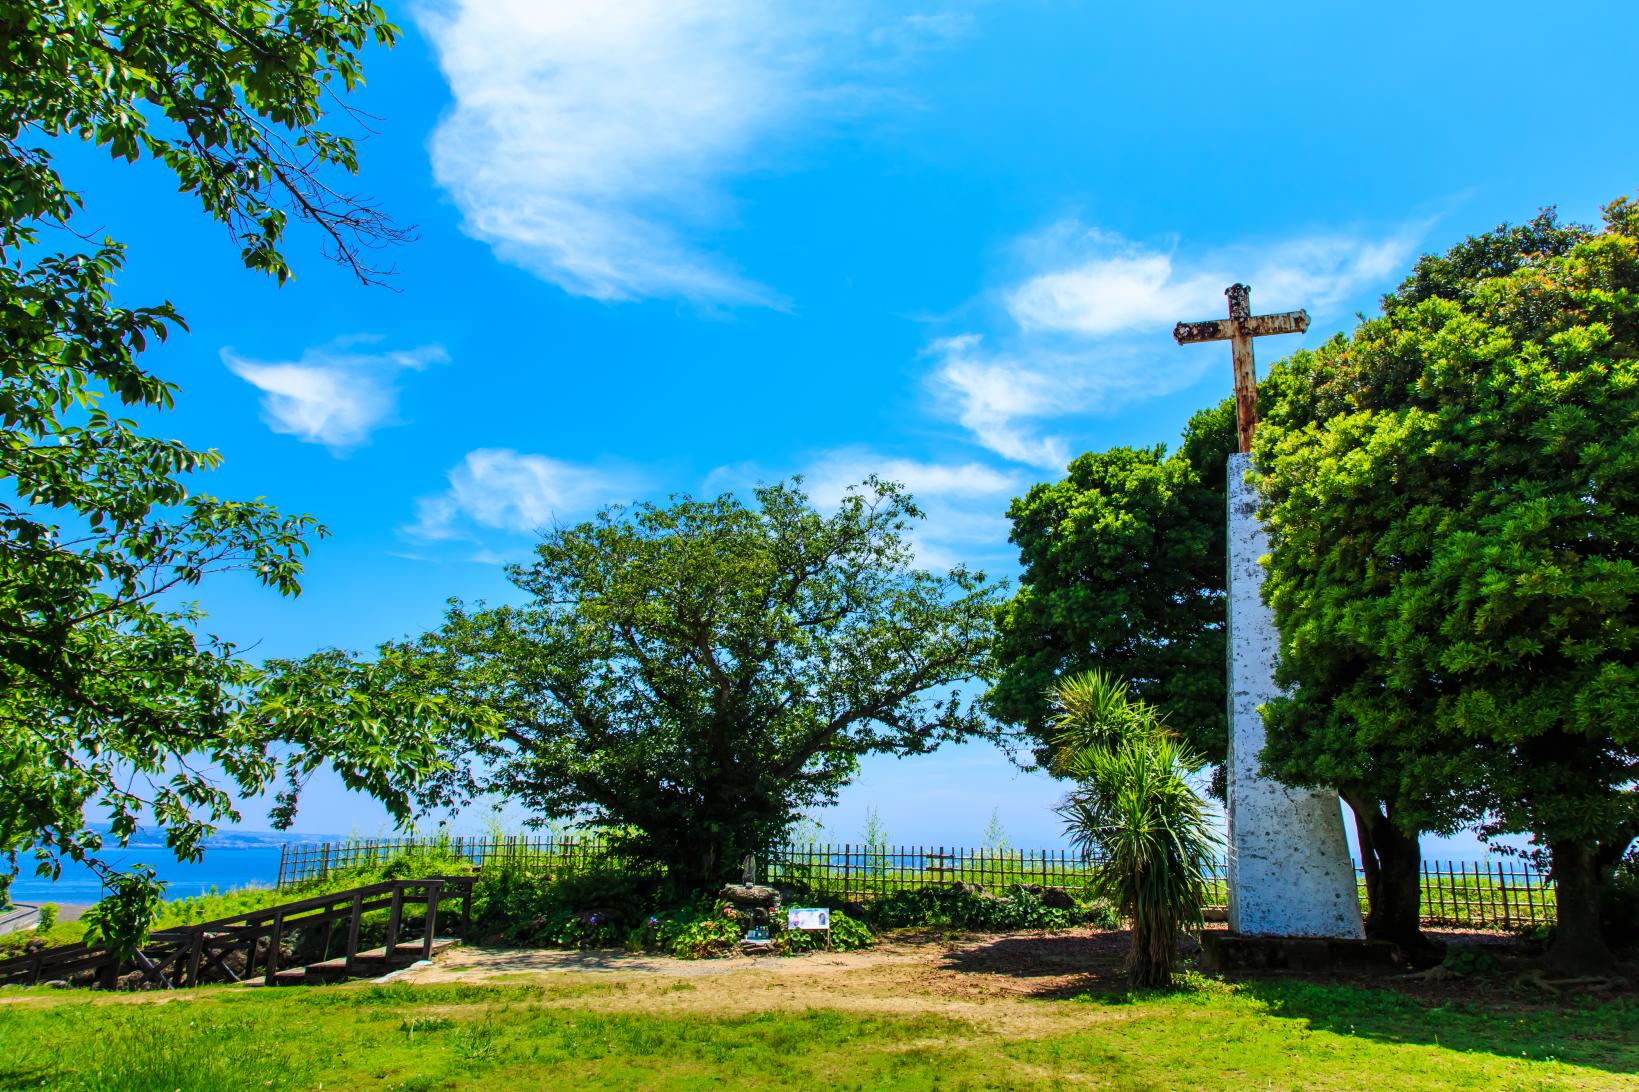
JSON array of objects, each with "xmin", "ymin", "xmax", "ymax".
[
  {"xmin": 1055, "ymin": 672, "xmax": 1219, "ymax": 988},
  {"xmin": 989, "ymin": 400, "xmax": 1236, "ymax": 780},
  {"xmin": 981, "ymin": 807, "xmax": 1010, "ymax": 852},
  {"xmin": 383, "ymin": 479, "xmax": 1001, "ymax": 894},
  {"xmin": 79, "ymin": 867, "xmax": 167, "ymax": 960},
  {"xmin": 33, "ymin": 902, "xmax": 56, "ymax": 933},
  {"xmin": 470, "ymin": 857, "xmax": 661, "ymax": 951},
  {"xmin": 1601, "ymin": 851, "xmax": 1639, "ymax": 948},
  {"xmin": 772, "ymin": 910, "xmax": 872, "ymax": 954},
  {"xmin": 1256, "ymin": 197, "xmax": 1639, "ymax": 973},
  {"xmin": 1439, "ymin": 944, "xmax": 1501, "ymax": 978},
  {"xmin": 0, "ymin": 0, "xmax": 476, "ymax": 954},
  {"xmin": 655, "ymin": 904, "xmax": 746, "ymax": 960},
  {"xmin": 865, "ymin": 884, "xmax": 1080, "ymax": 932}
]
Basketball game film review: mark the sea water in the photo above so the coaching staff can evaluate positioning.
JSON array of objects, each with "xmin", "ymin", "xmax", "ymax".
[{"xmin": 9, "ymin": 845, "xmax": 294, "ymax": 905}]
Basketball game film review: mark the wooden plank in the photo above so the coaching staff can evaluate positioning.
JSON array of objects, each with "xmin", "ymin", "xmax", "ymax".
[
  {"xmin": 265, "ymin": 912, "xmax": 284, "ymax": 987},
  {"xmin": 422, "ymin": 883, "xmax": 442, "ymax": 960},
  {"xmin": 386, "ymin": 886, "xmax": 404, "ymax": 950}
]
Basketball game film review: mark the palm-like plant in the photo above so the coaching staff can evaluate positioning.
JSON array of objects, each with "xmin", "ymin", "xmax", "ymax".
[{"xmin": 1051, "ymin": 672, "xmax": 1220, "ymax": 988}]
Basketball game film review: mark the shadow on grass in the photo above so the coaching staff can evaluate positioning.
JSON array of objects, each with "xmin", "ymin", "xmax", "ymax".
[
  {"xmin": 941, "ymin": 931, "xmax": 1639, "ymax": 1077},
  {"xmin": 1229, "ymin": 977, "xmax": 1639, "ymax": 1077}
]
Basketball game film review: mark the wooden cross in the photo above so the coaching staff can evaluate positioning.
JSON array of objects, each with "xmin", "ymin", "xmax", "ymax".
[{"xmin": 1174, "ymin": 284, "xmax": 1309, "ymax": 453}]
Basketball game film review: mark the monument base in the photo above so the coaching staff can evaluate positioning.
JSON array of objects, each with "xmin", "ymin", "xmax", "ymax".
[
  {"xmin": 1200, "ymin": 933, "xmax": 1407, "ymax": 975},
  {"xmin": 1225, "ymin": 453, "xmax": 1364, "ymax": 939}
]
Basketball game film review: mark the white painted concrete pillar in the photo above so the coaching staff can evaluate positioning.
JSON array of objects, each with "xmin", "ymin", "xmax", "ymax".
[{"xmin": 1225, "ymin": 454, "xmax": 1363, "ymax": 938}]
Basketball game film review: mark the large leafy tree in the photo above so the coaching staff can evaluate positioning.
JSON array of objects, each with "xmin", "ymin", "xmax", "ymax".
[
  {"xmin": 989, "ymin": 400, "xmax": 1235, "ymax": 779},
  {"xmin": 383, "ymin": 480, "xmax": 1001, "ymax": 895},
  {"xmin": 1, "ymin": 0, "xmax": 460, "ymax": 941},
  {"xmin": 1256, "ymin": 200, "xmax": 1637, "ymax": 974}
]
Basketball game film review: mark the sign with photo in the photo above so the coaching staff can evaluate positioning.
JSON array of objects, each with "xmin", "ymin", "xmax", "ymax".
[{"xmin": 786, "ymin": 907, "xmax": 830, "ymax": 931}]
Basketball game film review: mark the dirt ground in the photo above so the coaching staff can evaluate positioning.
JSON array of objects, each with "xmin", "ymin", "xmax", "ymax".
[{"xmin": 395, "ymin": 925, "xmax": 1634, "ymax": 1019}]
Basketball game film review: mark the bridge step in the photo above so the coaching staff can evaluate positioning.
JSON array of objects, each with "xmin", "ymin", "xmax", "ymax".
[{"xmin": 272, "ymin": 938, "xmax": 460, "ymax": 986}]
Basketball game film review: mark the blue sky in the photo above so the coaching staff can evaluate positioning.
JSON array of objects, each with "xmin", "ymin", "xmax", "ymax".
[{"xmin": 68, "ymin": 1, "xmax": 1639, "ymax": 853}]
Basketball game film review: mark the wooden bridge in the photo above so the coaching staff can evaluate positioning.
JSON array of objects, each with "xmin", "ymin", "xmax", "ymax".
[{"xmin": 0, "ymin": 875, "xmax": 473, "ymax": 990}]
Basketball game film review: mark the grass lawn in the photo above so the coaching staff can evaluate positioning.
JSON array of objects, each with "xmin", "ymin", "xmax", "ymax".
[{"xmin": 1, "ymin": 948, "xmax": 1634, "ymax": 1091}]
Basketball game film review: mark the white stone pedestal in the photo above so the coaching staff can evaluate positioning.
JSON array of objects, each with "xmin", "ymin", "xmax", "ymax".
[{"xmin": 1225, "ymin": 454, "xmax": 1363, "ymax": 938}]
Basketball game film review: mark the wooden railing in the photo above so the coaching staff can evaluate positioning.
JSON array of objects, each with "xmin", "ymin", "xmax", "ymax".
[{"xmin": 0, "ymin": 876, "xmax": 473, "ymax": 991}]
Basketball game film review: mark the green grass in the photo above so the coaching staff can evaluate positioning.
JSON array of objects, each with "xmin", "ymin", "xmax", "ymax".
[{"xmin": 0, "ymin": 975, "xmax": 1631, "ymax": 1090}]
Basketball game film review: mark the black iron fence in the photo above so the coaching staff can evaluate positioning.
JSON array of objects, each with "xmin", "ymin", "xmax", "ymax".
[{"xmin": 276, "ymin": 836, "xmax": 1556, "ymax": 929}]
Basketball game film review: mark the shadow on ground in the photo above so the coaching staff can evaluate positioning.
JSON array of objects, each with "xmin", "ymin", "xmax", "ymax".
[{"xmin": 942, "ymin": 930, "xmax": 1639, "ymax": 1078}]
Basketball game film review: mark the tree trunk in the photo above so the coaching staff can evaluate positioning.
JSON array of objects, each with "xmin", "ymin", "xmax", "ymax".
[
  {"xmin": 1546, "ymin": 838, "xmax": 1616, "ymax": 975},
  {"xmin": 1344, "ymin": 790, "xmax": 1439, "ymax": 964}
]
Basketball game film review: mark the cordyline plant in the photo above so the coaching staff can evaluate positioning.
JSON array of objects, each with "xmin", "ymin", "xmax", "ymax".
[{"xmin": 1051, "ymin": 672, "xmax": 1219, "ymax": 988}]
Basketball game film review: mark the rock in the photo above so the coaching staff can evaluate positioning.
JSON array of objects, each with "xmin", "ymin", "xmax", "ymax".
[
  {"xmin": 575, "ymin": 908, "xmax": 626, "ymax": 929},
  {"xmin": 947, "ymin": 882, "xmax": 986, "ymax": 897},
  {"xmin": 1039, "ymin": 887, "xmax": 1075, "ymax": 911},
  {"xmin": 43, "ymin": 980, "xmax": 71, "ymax": 989},
  {"xmin": 720, "ymin": 883, "xmax": 781, "ymax": 909}
]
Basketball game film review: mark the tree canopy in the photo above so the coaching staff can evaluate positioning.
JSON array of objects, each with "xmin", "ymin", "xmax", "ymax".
[
  {"xmin": 989, "ymin": 400, "xmax": 1235, "ymax": 779},
  {"xmin": 384, "ymin": 480, "xmax": 1001, "ymax": 893},
  {"xmin": 1256, "ymin": 197, "xmax": 1639, "ymax": 973},
  {"xmin": 0, "ymin": 0, "xmax": 459, "ymax": 944}
]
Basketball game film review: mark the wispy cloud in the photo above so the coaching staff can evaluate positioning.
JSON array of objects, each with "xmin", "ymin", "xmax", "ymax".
[
  {"xmin": 928, "ymin": 221, "xmax": 1426, "ymax": 468},
  {"xmin": 707, "ymin": 446, "xmax": 1024, "ymax": 570},
  {"xmin": 223, "ymin": 338, "xmax": 447, "ymax": 454},
  {"xmin": 418, "ymin": 2, "xmax": 971, "ymax": 305},
  {"xmin": 408, "ymin": 448, "xmax": 645, "ymax": 544}
]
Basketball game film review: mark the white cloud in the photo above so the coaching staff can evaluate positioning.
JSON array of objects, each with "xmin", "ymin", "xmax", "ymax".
[
  {"xmin": 929, "ymin": 221, "xmax": 1426, "ymax": 468},
  {"xmin": 708, "ymin": 446, "xmax": 1024, "ymax": 570},
  {"xmin": 418, "ymin": 2, "xmax": 819, "ymax": 304},
  {"xmin": 223, "ymin": 339, "xmax": 447, "ymax": 453},
  {"xmin": 409, "ymin": 448, "xmax": 645, "ymax": 543},
  {"xmin": 418, "ymin": 2, "xmax": 971, "ymax": 305}
]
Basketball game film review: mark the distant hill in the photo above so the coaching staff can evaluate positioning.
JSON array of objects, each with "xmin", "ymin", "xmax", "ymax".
[{"xmin": 83, "ymin": 823, "xmax": 340, "ymax": 852}]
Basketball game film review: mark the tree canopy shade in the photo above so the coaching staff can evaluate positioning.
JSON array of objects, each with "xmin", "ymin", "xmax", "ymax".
[
  {"xmin": 0, "ymin": 0, "xmax": 459, "ymax": 951},
  {"xmin": 1255, "ymin": 198, "xmax": 1639, "ymax": 974},
  {"xmin": 384, "ymin": 480, "xmax": 1002, "ymax": 894},
  {"xmin": 988, "ymin": 400, "xmax": 1235, "ymax": 780}
]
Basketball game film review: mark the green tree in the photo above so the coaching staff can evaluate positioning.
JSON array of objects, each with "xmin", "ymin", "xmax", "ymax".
[
  {"xmin": 383, "ymin": 479, "xmax": 1001, "ymax": 895},
  {"xmin": 1053, "ymin": 672, "xmax": 1219, "ymax": 989},
  {"xmin": 989, "ymin": 400, "xmax": 1235, "ymax": 780},
  {"xmin": 0, "ymin": 0, "xmax": 464, "ymax": 949},
  {"xmin": 1256, "ymin": 199, "xmax": 1639, "ymax": 974}
]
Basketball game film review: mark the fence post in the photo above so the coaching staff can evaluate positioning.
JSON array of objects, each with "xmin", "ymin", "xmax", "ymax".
[{"xmin": 265, "ymin": 912, "xmax": 284, "ymax": 987}]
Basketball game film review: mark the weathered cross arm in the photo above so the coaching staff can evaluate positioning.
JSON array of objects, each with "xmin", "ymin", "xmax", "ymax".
[
  {"xmin": 1174, "ymin": 283, "xmax": 1311, "ymax": 453},
  {"xmin": 1173, "ymin": 310, "xmax": 1309, "ymax": 345}
]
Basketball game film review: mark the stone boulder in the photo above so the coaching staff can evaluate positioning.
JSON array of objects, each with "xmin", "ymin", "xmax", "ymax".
[
  {"xmin": 720, "ymin": 883, "xmax": 781, "ymax": 909},
  {"xmin": 1038, "ymin": 886, "xmax": 1075, "ymax": 911}
]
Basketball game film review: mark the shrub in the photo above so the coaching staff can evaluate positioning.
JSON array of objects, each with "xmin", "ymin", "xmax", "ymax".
[
  {"xmin": 1601, "ymin": 853, "xmax": 1639, "ymax": 949},
  {"xmin": 867, "ymin": 885, "xmax": 1078, "ymax": 931},
  {"xmin": 469, "ymin": 856, "xmax": 663, "ymax": 948},
  {"xmin": 651, "ymin": 903, "xmax": 744, "ymax": 959},
  {"xmin": 34, "ymin": 904, "xmax": 57, "ymax": 933},
  {"xmin": 773, "ymin": 911, "xmax": 872, "ymax": 954}
]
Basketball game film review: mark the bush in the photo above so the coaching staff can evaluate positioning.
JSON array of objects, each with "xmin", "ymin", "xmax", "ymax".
[
  {"xmin": 1601, "ymin": 853, "xmax": 1639, "ymax": 949},
  {"xmin": 773, "ymin": 911, "xmax": 872, "ymax": 954},
  {"xmin": 866, "ymin": 885, "xmax": 1081, "ymax": 931},
  {"xmin": 469, "ymin": 856, "xmax": 664, "ymax": 949},
  {"xmin": 34, "ymin": 904, "xmax": 57, "ymax": 933}
]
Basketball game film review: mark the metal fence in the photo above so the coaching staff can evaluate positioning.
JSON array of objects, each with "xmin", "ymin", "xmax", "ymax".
[{"xmin": 276, "ymin": 836, "xmax": 1556, "ymax": 929}]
